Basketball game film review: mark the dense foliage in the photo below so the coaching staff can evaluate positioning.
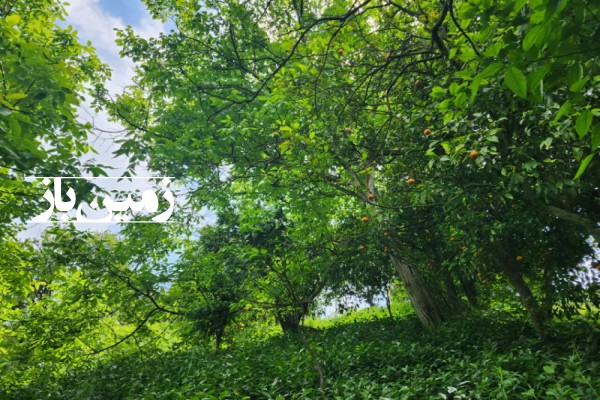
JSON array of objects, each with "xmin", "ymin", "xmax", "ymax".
[
  {"xmin": 1, "ymin": 0, "xmax": 599, "ymax": 398},
  {"xmin": 6, "ymin": 313, "xmax": 600, "ymax": 399}
]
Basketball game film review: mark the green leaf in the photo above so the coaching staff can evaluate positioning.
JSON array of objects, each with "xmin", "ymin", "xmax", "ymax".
[
  {"xmin": 476, "ymin": 62, "xmax": 503, "ymax": 79},
  {"xmin": 568, "ymin": 63, "xmax": 583, "ymax": 84},
  {"xmin": 527, "ymin": 65, "xmax": 550, "ymax": 93},
  {"xmin": 469, "ymin": 78, "xmax": 482, "ymax": 104},
  {"xmin": 569, "ymin": 77, "xmax": 588, "ymax": 93},
  {"xmin": 513, "ymin": 0, "xmax": 527, "ymax": 14},
  {"xmin": 575, "ymin": 110, "xmax": 592, "ymax": 139},
  {"xmin": 431, "ymin": 86, "xmax": 445, "ymax": 99},
  {"xmin": 6, "ymin": 15, "xmax": 21, "ymax": 25},
  {"xmin": 554, "ymin": 101, "xmax": 572, "ymax": 122},
  {"xmin": 8, "ymin": 117, "xmax": 21, "ymax": 135},
  {"xmin": 523, "ymin": 24, "xmax": 549, "ymax": 51},
  {"xmin": 545, "ymin": 0, "xmax": 568, "ymax": 20},
  {"xmin": 591, "ymin": 125, "xmax": 600, "ymax": 150},
  {"xmin": 540, "ymin": 138, "xmax": 553, "ymax": 150},
  {"xmin": 6, "ymin": 93, "xmax": 28, "ymax": 101},
  {"xmin": 279, "ymin": 141, "xmax": 290, "ymax": 154},
  {"xmin": 543, "ymin": 364, "xmax": 556, "ymax": 374},
  {"xmin": 504, "ymin": 67, "xmax": 527, "ymax": 99},
  {"xmin": 573, "ymin": 153, "xmax": 595, "ymax": 180}
]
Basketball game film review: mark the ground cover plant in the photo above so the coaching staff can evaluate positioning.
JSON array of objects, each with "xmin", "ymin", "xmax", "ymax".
[
  {"xmin": 1, "ymin": 0, "xmax": 599, "ymax": 399},
  {"xmin": 5, "ymin": 310, "xmax": 599, "ymax": 399}
]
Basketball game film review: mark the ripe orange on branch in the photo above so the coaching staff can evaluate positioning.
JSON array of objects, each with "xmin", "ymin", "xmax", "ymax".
[
  {"xmin": 468, "ymin": 150, "xmax": 480, "ymax": 160},
  {"xmin": 423, "ymin": 128, "xmax": 431, "ymax": 135},
  {"xmin": 407, "ymin": 178, "xmax": 416, "ymax": 185},
  {"xmin": 516, "ymin": 255, "xmax": 524, "ymax": 262},
  {"xmin": 367, "ymin": 193, "xmax": 376, "ymax": 200},
  {"xmin": 361, "ymin": 216, "xmax": 369, "ymax": 223}
]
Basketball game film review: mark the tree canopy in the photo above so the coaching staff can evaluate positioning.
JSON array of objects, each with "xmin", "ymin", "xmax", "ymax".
[{"xmin": 1, "ymin": 0, "xmax": 599, "ymax": 398}]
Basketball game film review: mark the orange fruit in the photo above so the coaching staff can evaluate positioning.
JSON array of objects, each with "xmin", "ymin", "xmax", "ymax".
[
  {"xmin": 516, "ymin": 255, "xmax": 524, "ymax": 262},
  {"xmin": 450, "ymin": 236, "xmax": 455, "ymax": 241},
  {"xmin": 468, "ymin": 150, "xmax": 480, "ymax": 160},
  {"xmin": 407, "ymin": 178, "xmax": 416, "ymax": 185},
  {"xmin": 337, "ymin": 48, "xmax": 344, "ymax": 55},
  {"xmin": 359, "ymin": 245, "xmax": 366, "ymax": 251},
  {"xmin": 367, "ymin": 193, "xmax": 376, "ymax": 200},
  {"xmin": 361, "ymin": 216, "xmax": 369, "ymax": 223},
  {"xmin": 423, "ymin": 128, "xmax": 431, "ymax": 135}
]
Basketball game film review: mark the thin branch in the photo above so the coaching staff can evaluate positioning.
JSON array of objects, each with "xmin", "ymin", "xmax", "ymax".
[
  {"xmin": 87, "ymin": 308, "xmax": 159, "ymax": 355},
  {"xmin": 448, "ymin": 0, "xmax": 480, "ymax": 56}
]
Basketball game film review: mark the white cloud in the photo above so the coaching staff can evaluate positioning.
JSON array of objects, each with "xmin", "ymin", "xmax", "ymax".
[
  {"xmin": 64, "ymin": 0, "xmax": 164, "ymax": 93},
  {"xmin": 20, "ymin": 1, "xmax": 209, "ymax": 240},
  {"xmin": 60, "ymin": 0, "xmax": 165, "ymax": 182},
  {"xmin": 19, "ymin": 1, "xmax": 166, "ymax": 239},
  {"xmin": 60, "ymin": 0, "xmax": 164, "ymax": 175}
]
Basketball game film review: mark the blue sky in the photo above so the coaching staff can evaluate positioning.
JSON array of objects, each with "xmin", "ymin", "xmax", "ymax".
[
  {"xmin": 62, "ymin": 0, "xmax": 165, "ymax": 93},
  {"xmin": 22, "ymin": 0, "xmax": 168, "ymax": 238},
  {"xmin": 100, "ymin": 0, "xmax": 149, "ymax": 26}
]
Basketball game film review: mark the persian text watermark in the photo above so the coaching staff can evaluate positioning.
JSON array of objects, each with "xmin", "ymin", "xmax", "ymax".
[{"xmin": 27, "ymin": 177, "xmax": 175, "ymax": 223}]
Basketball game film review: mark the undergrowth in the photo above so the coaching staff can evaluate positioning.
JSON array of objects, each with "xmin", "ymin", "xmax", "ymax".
[{"xmin": 4, "ymin": 313, "xmax": 599, "ymax": 400}]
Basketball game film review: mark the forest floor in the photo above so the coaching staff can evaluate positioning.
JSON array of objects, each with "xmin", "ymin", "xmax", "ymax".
[{"xmin": 7, "ymin": 308, "xmax": 600, "ymax": 399}]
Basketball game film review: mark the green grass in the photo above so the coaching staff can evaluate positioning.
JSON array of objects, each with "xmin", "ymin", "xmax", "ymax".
[
  {"xmin": 4, "ymin": 311, "xmax": 599, "ymax": 400},
  {"xmin": 305, "ymin": 300, "xmax": 414, "ymax": 329}
]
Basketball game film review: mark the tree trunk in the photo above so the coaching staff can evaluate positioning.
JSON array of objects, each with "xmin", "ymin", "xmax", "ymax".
[
  {"xmin": 390, "ymin": 255, "xmax": 446, "ymax": 327},
  {"xmin": 277, "ymin": 310, "xmax": 303, "ymax": 332},
  {"xmin": 385, "ymin": 287, "xmax": 393, "ymax": 320},
  {"xmin": 441, "ymin": 268, "xmax": 467, "ymax": 314},
  {"xmin": 496, "ymin": 238, "xmax": 547, "ymax": 338}
]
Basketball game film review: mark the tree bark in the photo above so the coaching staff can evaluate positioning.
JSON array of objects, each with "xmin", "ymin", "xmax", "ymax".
[
  {"xmin": 539, "ymin": 204, "xmax": 600, "ymax": 244},
  {"xmin": 441, "ymin": 268, "xmax": 467, "ymax": 314},
  {"xmin": 496, "ymin": 237, "xmax": 547, "ymax": 339},
  {"xmin": 389, "ymin": 255, "xmax": 446, "ymax": 327},
  {"xmin": 385, "ymin": 286, "xmax": 393, "ymax": 320},
  {"xmin": 277, "ymin": 310, "xmax": 303, "ymax": 332}
]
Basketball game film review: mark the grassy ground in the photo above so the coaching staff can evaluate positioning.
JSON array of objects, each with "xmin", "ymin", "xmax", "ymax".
[
  {"xmin": 5, "ymin": 307, "xmax": 599, "ymax": 400},
  {"xmin": 304, "ymin": 300, "xmax": 414, "ymax": 329}
]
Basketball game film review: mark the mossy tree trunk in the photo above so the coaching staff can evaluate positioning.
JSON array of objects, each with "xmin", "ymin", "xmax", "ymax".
[{"xmin": 390, "ymin": 255, "xmax": 447, "ymax": 327}]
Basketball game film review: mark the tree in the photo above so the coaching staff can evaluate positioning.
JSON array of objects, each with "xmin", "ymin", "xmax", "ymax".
[
  {"xmin": 0, "ymin": 0, "xmax": 109, "ymax": 225},
  {"xmin": 109, "ymin": 0, "xmax": 599, "ymax": 335}
]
